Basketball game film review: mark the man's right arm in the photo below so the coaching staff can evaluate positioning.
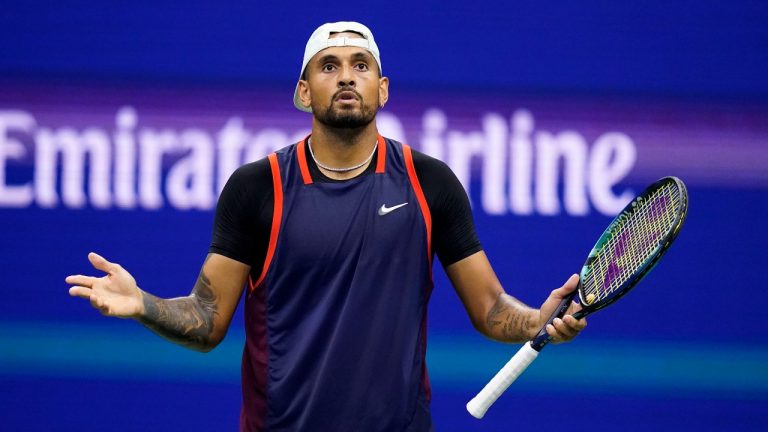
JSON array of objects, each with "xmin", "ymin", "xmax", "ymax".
[
  {"xmin": 67, "ymin": 252, "xmax": 250, "ymax": 352},
  {"xmin": 138, "ymin": 253, "xmax": 249, "ymax": 351},
  {"xmin": 67, "ymin": 160, "xmax": 270, "ymax": 352}
]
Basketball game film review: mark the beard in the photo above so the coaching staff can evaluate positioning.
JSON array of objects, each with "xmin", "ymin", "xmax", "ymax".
[{"xmin": 313, "ymin": 89, "xmax": 378, "ymax": 129}]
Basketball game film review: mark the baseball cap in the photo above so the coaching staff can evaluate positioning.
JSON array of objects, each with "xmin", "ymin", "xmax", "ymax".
[{"xmin": 293, "ymin": 21, "xmax": 382, "ymax": 113}]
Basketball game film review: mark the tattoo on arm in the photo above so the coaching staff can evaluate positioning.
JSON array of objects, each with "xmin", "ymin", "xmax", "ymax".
[
  {"xmin": 485, "ymin": 293, "xmax": 535, "ymax": 342},
  {"xmin": 139, "ymin": 262, "xmax": 220, "ymax": 351}
]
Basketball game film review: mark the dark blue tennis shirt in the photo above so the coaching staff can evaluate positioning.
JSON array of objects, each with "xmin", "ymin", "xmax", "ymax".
[
  {"xmin": 210, "ymin": 136, "xmax": 482, "ymax": 431},
  {"xmin": 242, "ymin": 136, "xmax": 432, "ymax": 431}
]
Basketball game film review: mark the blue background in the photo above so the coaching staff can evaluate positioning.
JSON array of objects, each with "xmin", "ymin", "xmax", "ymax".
[{"xmin": 1, "ymin": 2, "xmax": 767, "ymax": 431}]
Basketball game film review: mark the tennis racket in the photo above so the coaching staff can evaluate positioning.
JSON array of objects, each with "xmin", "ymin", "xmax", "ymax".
[{"xmin": 466, "ymin": 176, "xmax": 689, "ymax": 419}]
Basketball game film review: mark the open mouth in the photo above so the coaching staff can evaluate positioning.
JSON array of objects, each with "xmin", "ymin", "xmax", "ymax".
[{"xmin": 335, "ymin": 90, "xmax": 359, "ymax": 102}]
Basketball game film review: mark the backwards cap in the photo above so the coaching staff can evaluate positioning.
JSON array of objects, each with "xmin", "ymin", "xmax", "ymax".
[{"xmin": 293, "ymin": 21, "xmax": 382, "ymax": 113}]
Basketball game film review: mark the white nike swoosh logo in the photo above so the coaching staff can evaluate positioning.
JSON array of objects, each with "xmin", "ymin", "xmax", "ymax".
[{"xmin": 378, "ymin": 202, "xmax": 408, "ymax": 216}]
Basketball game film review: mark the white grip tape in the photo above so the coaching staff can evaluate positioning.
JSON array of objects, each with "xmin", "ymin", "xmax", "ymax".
[{"xmin": 466, "ymin": 342, "xmax": 539, "ymax": 419}]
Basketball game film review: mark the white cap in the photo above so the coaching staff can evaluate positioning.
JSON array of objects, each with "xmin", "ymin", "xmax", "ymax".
[{"xmin": 293, "ymin": 21, "xmax": 382, "ymax": 113}]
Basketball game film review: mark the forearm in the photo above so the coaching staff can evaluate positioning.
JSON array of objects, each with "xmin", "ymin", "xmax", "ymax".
[
  {"xmin": 481, "ymin": 292, "xmax": 538, "ymax": 343},
  {"xmin": 137, "ymin": 268, "xmax": 221, "ymax": 352}
]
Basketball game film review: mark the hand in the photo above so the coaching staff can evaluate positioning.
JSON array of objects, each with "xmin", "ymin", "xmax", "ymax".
[
  {"xmin": 66, "ymin": 252, "xmax": 144, "ymax": 318},
  {"xmin": 536, "ymin": 274, "xmax": 587, "ymax": 343}
]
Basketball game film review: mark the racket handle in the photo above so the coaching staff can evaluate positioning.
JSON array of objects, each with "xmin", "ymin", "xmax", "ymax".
[{"xmin": 466, "ymin": 342, "xmax": 539, "ymax": 419}]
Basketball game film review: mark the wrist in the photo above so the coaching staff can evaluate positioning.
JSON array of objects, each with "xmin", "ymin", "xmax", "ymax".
[
  {"xmin": 134, "ymin": 287, "xmax": 148, "ymax": 320},
  {"xmin": 524, "ymin": 308, "xmax": 540, "ymax": 340}
]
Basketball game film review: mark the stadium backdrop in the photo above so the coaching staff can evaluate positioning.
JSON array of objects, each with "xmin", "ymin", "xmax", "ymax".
[{"xmin": 1, "ymin": 2, "xmax": 766, "ymax": 431}]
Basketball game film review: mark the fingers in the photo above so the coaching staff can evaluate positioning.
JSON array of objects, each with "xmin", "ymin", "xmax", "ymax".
[
  {"xmin": 565, "ymin": 297, "xmax": 584, "ymax": 316},
  {"xmin": 88, "ymin": 252, "xmax": 115, "ymax": 273},
  {"xmin": 546, "ymin": 306, "xmax": 587, "ymax": 343},
  {"xmin": 67, "ymin": 284, "xmax": 101, "ymax": 307},
  {"xmin": 540, "ymin": 274, "xmax": 580, "ymax": 316},
  {"xmin": 90, "ymin": 293, "xmax": 105, "ymax": 310},
  {"xmin": 67, "ymin": 256, "xmax": 120, "ymax": 316},
  {"xmin": 68, "ymin": 285, "xmax": 109, "ymax": 314},
  {"xmin": 66, "ymin": 268, "xmax": 104, "ymax": 310},
  {"xmin": 65, "ymin": 274, "xmax": 96, "ymax": 288},
  {"xmin": 553, "ymin": 274, "xmax": 580, "ymax": 298},
  {"xmin": 69, "ymin": 286, "xmax": 112, "ymax": 315},
  {"xmin": 68, "ymin": 285, "xmax": 92, "ymax": 299}
]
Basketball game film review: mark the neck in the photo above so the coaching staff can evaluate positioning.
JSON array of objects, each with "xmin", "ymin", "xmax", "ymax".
[{"xmin": 309, "ymin": 120, "xmax": 379, "ymax": 179}]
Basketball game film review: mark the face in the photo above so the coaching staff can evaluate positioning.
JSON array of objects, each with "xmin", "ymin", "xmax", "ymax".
[{"xmin": 297, "ymin": 32, "xmax": 389, "ymax": 129}]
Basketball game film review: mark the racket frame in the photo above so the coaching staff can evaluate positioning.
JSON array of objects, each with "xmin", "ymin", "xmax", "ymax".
[{"xmin": 573, "ymin": 176, "xmax": 688, "ymax": 319}]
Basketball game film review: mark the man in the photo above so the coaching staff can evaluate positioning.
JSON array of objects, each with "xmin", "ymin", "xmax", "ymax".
[{"xmin": 67, "ymin": 21, "xmax": 586, "ymax": 431}]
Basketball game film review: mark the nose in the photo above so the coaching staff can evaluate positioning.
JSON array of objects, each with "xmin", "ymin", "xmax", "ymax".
[{"xmin": 338, "ymin": 64, "xmax": 355, "ymax": 88}]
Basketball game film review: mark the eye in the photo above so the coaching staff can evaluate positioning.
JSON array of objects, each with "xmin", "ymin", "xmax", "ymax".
[
  {"xmin": 355, "ymin": 63, "xmax": 369, "ymax": 71},
  {"xmin": 322, "ymin": 64, "xmax": 336, "ymax": 72}
]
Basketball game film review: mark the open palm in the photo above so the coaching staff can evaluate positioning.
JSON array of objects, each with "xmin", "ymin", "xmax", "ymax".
[{"xmin": 66, "ymin": 252, "xmax": 144, "ymax": 318}]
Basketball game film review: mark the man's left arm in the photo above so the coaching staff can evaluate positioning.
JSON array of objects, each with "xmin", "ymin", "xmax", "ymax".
[
  {"xmin": 410, "ymin": 149, "xmax": 585, "ymax": 343},
  {"xmin": 445, "ymin": 251, "xmax": 586, "ymax": 343}
]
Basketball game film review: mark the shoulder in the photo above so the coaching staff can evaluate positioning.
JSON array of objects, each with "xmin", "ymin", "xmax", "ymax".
[
  {"xmin": 383, "ymin": 138, "xmax": 454, "ymax": 178},
  {"xmin": 229, "ymin": 158, "xmax": 272, "ymax": 186},
  {"xmin": 407, "ymin": 148, "xmax": 460, "ymax": 190},
  {"xmin": 219, "ymin": 158, "xmax": 273, "ymax": 203},
  {"xmin": 235, "ymin": 157, "xmax": 271, "ymax": 177},
  {"xmin": 409, "ymin": 148, "xmax": 452, "ymax": 174}
]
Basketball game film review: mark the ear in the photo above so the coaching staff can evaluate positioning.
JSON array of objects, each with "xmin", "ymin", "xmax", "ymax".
[
  {"xmin": 297, "ymin": 79, "xmax": 312, "ymax": 110},
  {"xmin": 378, "ymin": 76, "xmax": 389, "ymax": 108}
]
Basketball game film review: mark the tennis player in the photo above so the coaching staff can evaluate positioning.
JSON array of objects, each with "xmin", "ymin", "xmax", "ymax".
[{"xmin": 67, "ymin": 21, "xmax": 586, "ymax": 431}]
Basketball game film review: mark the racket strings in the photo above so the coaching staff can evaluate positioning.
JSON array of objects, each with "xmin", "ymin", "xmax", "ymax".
[
  {"xmin": 593, "ymin": 187, "xmax": 677, "ymax": 295},
  {"xmin": 591, "ymin": 186, "xmax": 679, "ymax": 297},
  {"xmin": 583, "ymin": 184, "xmax": 681, "ymax": 302}
]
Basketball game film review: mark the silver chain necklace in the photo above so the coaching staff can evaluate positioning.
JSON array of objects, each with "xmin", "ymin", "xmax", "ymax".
[{"xmin": 307, "ymin": 138, "xmax": 378, "ymax": 173}]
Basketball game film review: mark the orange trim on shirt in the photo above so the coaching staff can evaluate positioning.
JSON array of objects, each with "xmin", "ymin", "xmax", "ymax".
[
  {"xmin": 296, "ymin": 136, "xmax": 313, "ymax": 185},
  {"xmin": 402, "ymin": 144, "xmax": 432, "ymax": 268},
  {"xmin": 375, "ymin": 135, "xmax": 387, "ymax": 173},
  {"xmin": 251, "ymin": 153, "xmax": 284, "ymax": 292}
]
